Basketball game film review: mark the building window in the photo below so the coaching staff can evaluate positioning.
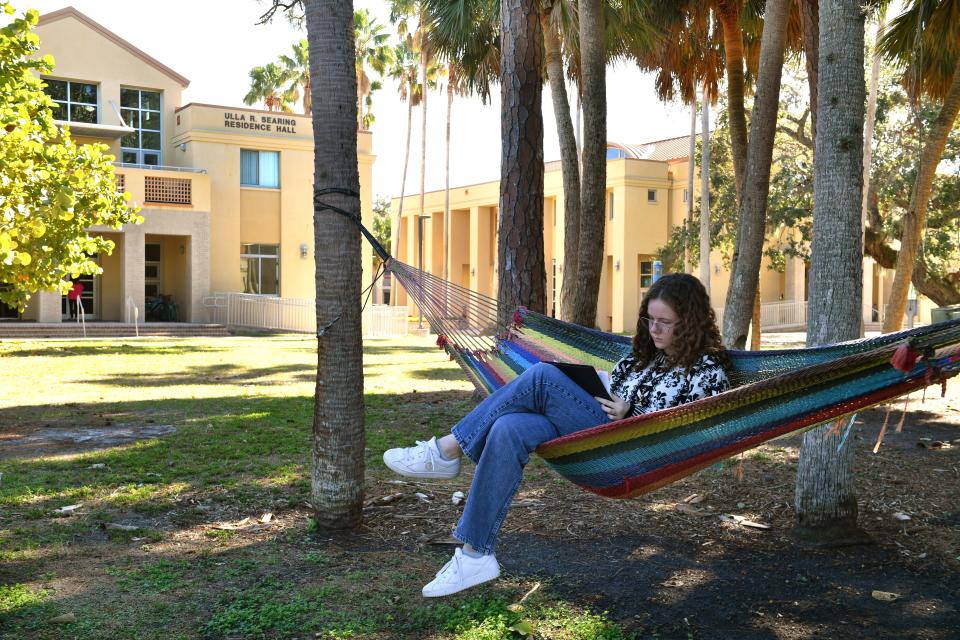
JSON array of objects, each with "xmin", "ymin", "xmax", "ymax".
[
  {"xmin": 43, "ymin": 79, "xmax": 98, "ymax": 123},
  {"xmin": 640, "ymin": 259, "xmax": 654, "ymax": 289},
  {"xmin": 647, "ymin": 189, "xmax": 657, "ymax": 203},
  {"xmin": 606, "ymin": 147, "xmax": 628, "ymax": 160},
  {"xmin": 683, "ymin": 188, "xmax": 688, "ymax": 203},
  {"xmin": 241, "ymin": 243, "xmax": 280, "ymax": 295},
  {"xmin": 145, "ymin": 243, "xmax": 161, "ymax": 298},
  {"xmin": 241, "ymin": 150, "xmax": 280, "ymax": 188},
  {"xmin": 120, "ymin": 88, "xmax": 162, "ymax": 166},
  {"xmin": 607, "ymin": 190, "xmax": 615, "ymax": 220}
]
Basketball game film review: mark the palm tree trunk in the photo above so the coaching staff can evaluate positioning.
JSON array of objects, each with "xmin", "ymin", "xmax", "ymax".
[
  {"xmin": 444, "ymin": 66, "xmax": 454, "ymax": 316},
  {"xmin": 699, "ymin": 91, "xmax": 711, "ymax": 294},
  {"xmin": 571, "ymin": 0, "xmax": 606, "ymax": 327},
  {"xmin": 721, "ymin": 0, "xmax": 790, "ymax": 349},
  {"xmin": 799, "ymin": 0, "xmax": 819, "ymax": 140},
  {"xmin": 795, "ymin": 0, "xmax": 867, "ymax": 545},
  {"xmin": 304, "ymin": 0, "xmax": 364, "ymax": 530},
  {"xmin": 498, "ymin": 0, "xmax": 546, "ymax": 326},
  {"xmin": 685, "ymin": 97, "xmax": 696, "ymax": 273},
  {"xmin": 541, "ymin": 12, "xmax": 581, "ymax": 322},
  {"xmin": 393, "ymin": 98, "xmax": 414, "ymax": 259},
  {"xmin": 883, "ymin": 64, "xmax": 960, "ymax": 332},
  {"xmin": 717, "ymin": 2, "xmax": 749, "ymax": 201},
  {"xmin": 861, "ymin": 9, "xmax": 885, "ymax": 331}
]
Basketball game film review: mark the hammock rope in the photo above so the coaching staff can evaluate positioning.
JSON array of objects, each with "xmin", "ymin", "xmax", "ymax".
[{"xmin": 336, "ymin": 209, "xmax": 960, "ymax": 498}]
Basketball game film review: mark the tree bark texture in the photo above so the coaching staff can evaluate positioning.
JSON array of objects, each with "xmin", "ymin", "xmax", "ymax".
[
  {"xmin": 721, "ymin": 0, "xmax": 790, "ymax": 349},
  {"xmin": 305, "ymin": 0, "xmax": 364, "ymax": 530},
  {"xmin": 445, "ymin": 66, "xmax": 454, "ymax": 284},
  {"xmin": 795, "ymin": 0, "xmax": 866, "ymax": 544},
  {"xmin": 542, "ymin": 13, "xmax": 582, "ymax": 322},
  {"xmin": 883, "ymin": 64, "xmax": 960, "ymax": 332},
  {"xmin": 498, "ymin": 0, "xmax": 546, "ymax": 326},
  {"xmin": 571, "ymin": 0, "xmax": 607, "ymax": 327}
]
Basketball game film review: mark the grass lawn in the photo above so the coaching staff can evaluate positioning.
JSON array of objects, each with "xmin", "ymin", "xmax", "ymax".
[{"xmin": 0, "ymin": 335, "xmax": 629, "ymax": 639}]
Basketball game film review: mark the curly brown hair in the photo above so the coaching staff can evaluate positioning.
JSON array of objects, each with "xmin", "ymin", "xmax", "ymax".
[{"xmin": 631, "ymin": 273, "xmax": 730, "ymax": 371}]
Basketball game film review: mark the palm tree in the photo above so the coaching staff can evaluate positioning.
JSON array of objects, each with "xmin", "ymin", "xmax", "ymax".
[
  {"xmin": 541, "ymin": 1, "xmax": 582, "ymax": 321},
  {"xmin": 388, "ymin": 41, "xmax": 422, "ymax": 257},
  {"xmin": 569, "ymin": 0, "xmax": 606, "ymax": 327},
  {"xmin": 354, "ymin": 9, "xmax": 393, "ymax": 130},
  {"xmin": 879, "ymin": 0, "xmax": 960, "ymax": 331},
  {"xmin": 722, "ymin": 0, "xmax": 792, "ymax": 350},
  {"xmin": 243, "ymin": 62, "xmax": 295, "ymax": 112},
  {"xmin": 794, "ymin": 0, "xmax": 868, "ymax": 545},
  {"xmin": 303, "ymin": 0, "xmax": 365, "ymax": 529},
  {"xmin": 278, "ymin": 39, "xmax": 311, "ymax": 114}
]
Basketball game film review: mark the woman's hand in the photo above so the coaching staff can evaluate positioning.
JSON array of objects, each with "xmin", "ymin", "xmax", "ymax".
[{"xmin": 595, "ymin": 392, "xmax": 630, "ymax": 421}]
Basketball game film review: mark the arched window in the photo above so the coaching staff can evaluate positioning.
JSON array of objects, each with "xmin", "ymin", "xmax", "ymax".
[{"xmin": 606, "ymin": 147, "xmax": 628, "ymax": 160}]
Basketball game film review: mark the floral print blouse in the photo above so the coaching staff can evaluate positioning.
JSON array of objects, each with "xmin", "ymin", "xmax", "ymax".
[{"xmin": 609, "ymin": 352, "xmax": 729, "ymax": 417}]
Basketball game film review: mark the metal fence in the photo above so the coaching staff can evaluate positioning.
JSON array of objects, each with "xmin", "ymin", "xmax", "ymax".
[{"xmin": 203, "ymin": 293, "xmax": 408, "ymax": 338}]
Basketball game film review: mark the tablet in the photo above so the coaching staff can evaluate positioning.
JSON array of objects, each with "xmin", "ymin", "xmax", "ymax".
[{"xmin": 547, "ymin": 362, "xmax": 612, "ymax": 400}]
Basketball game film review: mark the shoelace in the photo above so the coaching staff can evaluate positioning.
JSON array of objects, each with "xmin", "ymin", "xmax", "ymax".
[
  {"xmin": 406, "ymin": 440, "xmax": 438, "ymax": 468},
  {"xmin": 433, "ymin": 552, "xmax": 462, "ymax": 584}
]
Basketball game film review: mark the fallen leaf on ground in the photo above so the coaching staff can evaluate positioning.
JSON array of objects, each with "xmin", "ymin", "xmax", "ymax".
[
  {"xmin": 892, "ymin": 512, "xmax": 912, "ymax": 522},
  {"xmin": 54, "ymin": 504, "xmax": 82, "ymax": 514},
  {"xmin": 871, "ymin": 590, "xmax": 900, "ymax": 602},
  {"xmin": 260, "ymin": 512, "xmax": 273, "ymax": 523},
  {"xmin": 49, "ymin": 613, "xmax": 76, "ymax": 624},
  {"xmin": 365, "ymin": 493, "xmax": 404, "ymax": 507},
  {"xmin": 102, "ymin": 523, "xmax": 138, "ymax": 531},
  {"xmin": 661, "ymin": 579, "xmax": 684, "ymax": 587},
  {"xmin": 676, "ymin": 503, "xmax": 710, "ymax": 516},
  {"xmin": 451, "ymin": 491, "xmax": 465, "ymax": 506},
  {"xmin": 719, "ymin": 514, "xmax": 771, "ymax": 530},
  {"xmin": 683, "ymin": 493, "xmax": 706, "ymax": 504}
]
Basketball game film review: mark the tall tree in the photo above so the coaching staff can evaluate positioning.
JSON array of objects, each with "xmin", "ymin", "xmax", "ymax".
[
  {"xmin": 279, "ymin": 39, "xmax": 312, "ymax": 114},
  {"xmin": 542, "ymin": 1, "xmax": 582, "ymax": 322},
  {"xmin": 722, "ymin": 0, "xmax": 791, "ymax": 349},
  {"xmin": 387, "ymin": 41, "xmax": 422, "ymax": 257},
  {"xmin": 879, "ymin": 0, "xmax": 960, "ymax": 331},
  {"xmin": 569, "ymin": 0, "xmax": 606, "ymax": 327},
  {"xmin": 303, "ymin": 0, "xmax": 365, "ymax": 529},
  {"xmin": 794, "ymin": 0, "xmax": 867, "ymax": 544},
  {"xmin": 498, "ymin": 0, "xmax": 546, "ymax": 324},
  {"xmin": 354, "ymin": 9, "xmax": 393, "ymax": 129},
  {"xmin": 243, "ymin": 62, "xmax": 295, "ymax": 112}
]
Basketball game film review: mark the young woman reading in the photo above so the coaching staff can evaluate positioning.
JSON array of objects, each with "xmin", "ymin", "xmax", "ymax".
[{"xmin": 384, "ymin": 273, "xmax": 730, "ymax": 597}]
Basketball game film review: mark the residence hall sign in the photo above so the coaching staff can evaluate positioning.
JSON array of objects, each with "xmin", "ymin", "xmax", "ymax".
[{"xmin": 223, "ymin": 111, "xmax": 297, "ymax": 134}]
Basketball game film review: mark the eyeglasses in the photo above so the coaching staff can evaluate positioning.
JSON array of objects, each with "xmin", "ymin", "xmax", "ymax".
[{"xmin": 640, "ymin": 316, "xmax": 678, "ymax": 332}]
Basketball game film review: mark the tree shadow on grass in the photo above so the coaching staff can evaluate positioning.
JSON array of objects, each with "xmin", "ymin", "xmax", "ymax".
[
  {"xmin": 88, "ymin": 363, "xmax": 316, "ymax": 387},
  {"xmin": 0, "ymin": 343, "xmax": 230, "ymax": 358}
]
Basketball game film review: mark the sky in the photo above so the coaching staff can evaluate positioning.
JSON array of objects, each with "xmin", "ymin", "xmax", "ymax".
[{"xmin": 14, "ymin": 0, "xmax": 700, "ymax": 202}]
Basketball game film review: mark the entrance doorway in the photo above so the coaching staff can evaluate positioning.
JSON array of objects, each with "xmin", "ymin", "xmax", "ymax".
[{"xmin": 62, "ymin": 271, "xmax": 97, "ymax": 320}]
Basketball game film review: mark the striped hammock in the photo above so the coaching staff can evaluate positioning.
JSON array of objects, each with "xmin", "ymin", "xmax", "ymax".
[{"xmin": 379, "ymin": 253, "xmax": 960, "ymax": 499}]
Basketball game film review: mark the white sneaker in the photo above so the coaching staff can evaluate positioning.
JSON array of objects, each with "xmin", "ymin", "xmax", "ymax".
[
  {"xmin": 422, "ymin": 548, "xmax": 500, "ymax": 597},
  {"xmin": 383, "ymin": 437, "xmax": 461, "ymax": 479}
]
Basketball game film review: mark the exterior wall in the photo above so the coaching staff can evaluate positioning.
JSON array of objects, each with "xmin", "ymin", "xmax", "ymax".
[
  {"xmin": 35, "ymin": 11, "xmax": 187, "ymax": 166},
  {"xmin": 24, "ymin": 10, "xmax": 375, "ymax": 325}
]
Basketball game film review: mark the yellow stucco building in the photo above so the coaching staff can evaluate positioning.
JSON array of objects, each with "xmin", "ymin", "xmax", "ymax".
[
  {"xmin": 4, "ymin": 7, "xmax": 373, "ymax": 325},
  {"xmin": 393, "ymin": 138, "xmax": 902, "ymax": 333}
]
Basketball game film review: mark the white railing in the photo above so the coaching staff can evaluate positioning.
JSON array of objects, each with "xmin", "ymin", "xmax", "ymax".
[
  {"xmin": 203, "ymin": 293, "xmax": 408, "ymax": 338},
  {"xmin": 760, "ymin": 300, "xmax": 807, "ymax": 329},
  {"xmin": 713, "ymin": 300, "xmax": 807, "ymax": 331}
]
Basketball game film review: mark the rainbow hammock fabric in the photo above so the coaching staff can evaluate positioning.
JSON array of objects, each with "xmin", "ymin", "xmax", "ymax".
[{"xmin": 377, "ymin": 251, "xmax": 960, "ymax": 499}]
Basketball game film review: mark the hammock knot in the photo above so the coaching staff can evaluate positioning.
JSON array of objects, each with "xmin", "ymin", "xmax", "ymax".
[
  {"xmin": 512, "ymin": 307, "xmax": 527, "ymax": 328},
  {"xmin": 891, "ymin": 340, "xmax": 920, "ymax": 373},
  {"xmin": 436, "ymin": 334, "xmax": 449, "ymax": 351}
]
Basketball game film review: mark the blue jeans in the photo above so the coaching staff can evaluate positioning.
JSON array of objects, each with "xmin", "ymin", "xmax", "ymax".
[{"xmin": 451, "ymin": 362, "xmax": 609, "ymax": 554}]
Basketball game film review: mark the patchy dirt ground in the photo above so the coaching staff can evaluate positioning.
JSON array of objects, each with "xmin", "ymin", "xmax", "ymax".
[
  {"xmin": 355, "ymin": 392, "xmax": 960, "ymax": 639},
  {"xmin": 3, "ymin": 380, "xmax": 959, "ymax": 638}
]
